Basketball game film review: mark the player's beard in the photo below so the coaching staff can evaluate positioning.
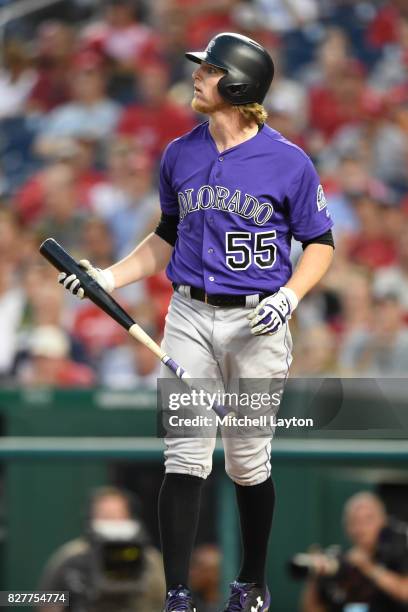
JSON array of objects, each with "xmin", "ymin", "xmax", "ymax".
[{"xmin": 191, "ymin": 97, "xmax": 228, "ymax": 115}]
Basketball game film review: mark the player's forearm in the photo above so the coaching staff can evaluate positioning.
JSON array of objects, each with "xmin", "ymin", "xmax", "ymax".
[
  {"xmin": 285, "ymin": 243, "xmax": 334, "ymax": 302},
  {"xmin": 107, "ymin": 233, "xmax": 173, "ymax": 289}
]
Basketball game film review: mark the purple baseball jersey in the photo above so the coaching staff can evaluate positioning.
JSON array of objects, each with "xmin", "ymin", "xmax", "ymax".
[{"xmin": 159, "ymin": 122, "xmax": 333, "ymax": 295}]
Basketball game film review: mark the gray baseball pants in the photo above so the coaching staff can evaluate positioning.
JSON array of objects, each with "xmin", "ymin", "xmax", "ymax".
[{"xmin": 160, "ymin": 291, "xmax": 293, "ymax": 486}]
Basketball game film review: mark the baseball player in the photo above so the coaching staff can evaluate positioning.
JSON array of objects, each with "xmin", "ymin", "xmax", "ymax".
[{"xmin": 58, "ymin": 33, "xmax": 334, "ymax": 612}]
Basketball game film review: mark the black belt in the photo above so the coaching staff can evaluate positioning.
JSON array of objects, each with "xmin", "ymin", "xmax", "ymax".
[{"xmin": 172, "ymin": 283, "xmax": 270, "ymax": 307}]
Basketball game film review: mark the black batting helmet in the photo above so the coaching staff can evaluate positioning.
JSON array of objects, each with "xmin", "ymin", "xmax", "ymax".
[{"xmin": 185, "ymin": 32, "xmax": 274, "ymax": 105}]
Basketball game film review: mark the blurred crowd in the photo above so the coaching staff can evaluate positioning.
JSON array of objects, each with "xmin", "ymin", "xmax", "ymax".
[{"xmin": 0, "ymin": 0, "xmax": 408, "ymax": 386}]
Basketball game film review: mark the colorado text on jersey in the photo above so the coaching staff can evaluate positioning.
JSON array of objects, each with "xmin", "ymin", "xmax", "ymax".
[{"xmin": 177, "ymin": 185, "xmax": 275, "ymax": 226}]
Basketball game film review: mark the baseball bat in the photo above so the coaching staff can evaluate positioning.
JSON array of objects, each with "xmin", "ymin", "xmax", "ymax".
[{"xmin": 39, "ymin": 238, "xmax": 230, "ymax": 418}]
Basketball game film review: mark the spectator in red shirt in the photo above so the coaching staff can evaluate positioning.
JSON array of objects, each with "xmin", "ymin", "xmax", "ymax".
[
  {"xmin": 82, "ymin": 0, "xmax": 158, "ymax": 72},
  {"xmin": 27, "ymin": 21, "xmax": 75, "ymax": 113},
  {"xmin": 16, "ymin": 139, "xmax": 104, "ymax": 225},
  {"xmin": 70, "ymin": 303, "xmax": 128, "ymax": 366},
  {"xmin": 346, "ymin": 192, "xmax": 399, "ymax": 270},
  {"xmin": 309, "ymin": 58, "xmax": 369, "ymax": 141},
  {"xmin": 69, "ymin": 138, "xmax": 105, "ymax": 207},
  {"xmin": 145, "ymin": 272, "xmax": 173, "ymax": 334},
  {"xmin": 153, "ymin": 0, "xmax": 237, "ymax": 49},
  {"xmin": 117, "ymin": 60, "xmax": 196, "ymax": 160},
  {"xmin": 367, "ymin": 0, "xmax": 408, "ymax": 49}
]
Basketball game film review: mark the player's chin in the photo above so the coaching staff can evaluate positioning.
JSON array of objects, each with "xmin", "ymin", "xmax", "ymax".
[
  {"xmin": 191, "ymin": 96, "xmax": 210, "ymax": 114},
  {"xmin": 191, "ymin": 97, "xmax": 225, "ymax": 114}
]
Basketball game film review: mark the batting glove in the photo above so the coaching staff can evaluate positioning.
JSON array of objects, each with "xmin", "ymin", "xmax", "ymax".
[
  {"xmin": 58, "ymin": 259, "xmax": 115, "ymax": 299},
  {"xmin": 248, "ymin": 287, "xmax": 298, "ymax": 336}
]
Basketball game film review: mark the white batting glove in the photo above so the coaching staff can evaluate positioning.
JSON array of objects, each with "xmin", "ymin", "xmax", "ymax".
[
  {"xmin": 248, "ymin": 287, "xmax": 298, "ymax": 336},
  {"xmin": 57, "ymin": 259, "xmax": 115, "ymax": 300}
]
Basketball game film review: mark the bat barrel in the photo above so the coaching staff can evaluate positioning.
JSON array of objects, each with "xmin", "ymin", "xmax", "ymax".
[{"xmin": 39, "ymin": 238, "xmax": 135, "ymax": 331}]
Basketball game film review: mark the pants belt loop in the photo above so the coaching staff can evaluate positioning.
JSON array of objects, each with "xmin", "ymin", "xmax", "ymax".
[
  {"xmin": 178, "ymin": 284, "xmax": 191, "ymax": 299},
  {"xmin": 245, "ymin": 294, "xmax": 260, "ymax": 308}
]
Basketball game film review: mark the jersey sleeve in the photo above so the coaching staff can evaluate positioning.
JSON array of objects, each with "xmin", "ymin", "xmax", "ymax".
[
  {"xmin": 159, "ymin": 141, "xmax": 179, "ymax": 215},
  {"xmin": 287, "ymin": 157, "xmax": 333, "ymax": 242}
]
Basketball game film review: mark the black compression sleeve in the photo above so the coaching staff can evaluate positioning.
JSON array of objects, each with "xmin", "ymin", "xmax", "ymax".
[
  {"xmin": 154, "ymin": 213, "xmax": 179, "ymax": 246},
  {"xmin": 302, "ymin": 229, "xmax": 334, "ymax": 250}
]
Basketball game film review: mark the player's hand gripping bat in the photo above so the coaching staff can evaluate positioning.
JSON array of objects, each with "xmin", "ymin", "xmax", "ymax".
[{"xmin": 39, "ymin": 238, "xmax": 230, "ymax": 418}]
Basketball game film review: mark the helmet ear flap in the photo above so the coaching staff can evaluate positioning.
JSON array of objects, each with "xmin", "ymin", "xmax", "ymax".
[
  {"xmin": 218, "ymin": 76, "xmax": 250, "ymax": 104},
  {"xmin": 217, "ymin": 73, "xmax": 229, "ymax": 101},
  {"xmin": 226, "ymin": 84, "xmax": 249, "ymax": 97}
]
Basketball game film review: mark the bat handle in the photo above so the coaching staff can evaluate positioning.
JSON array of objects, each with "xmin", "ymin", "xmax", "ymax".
[
  {"xmin": 128, "ymin": 323, "xmax": 166, "ymax": 360},
  {"xmin": 128, "ymin": 324, "xmax": 231, "ymax": 418}
]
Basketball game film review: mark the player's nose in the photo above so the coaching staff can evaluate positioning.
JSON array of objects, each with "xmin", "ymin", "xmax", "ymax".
[{"xmin": 192, "ymin": 65, "xmax": 201, "ymax": 80}]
